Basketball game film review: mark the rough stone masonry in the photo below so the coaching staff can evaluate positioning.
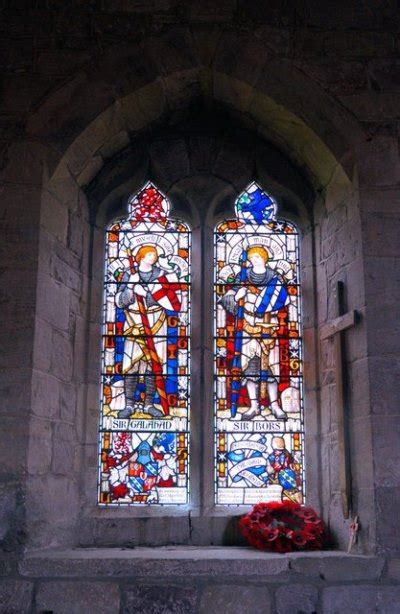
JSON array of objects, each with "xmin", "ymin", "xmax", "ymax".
[{"xmin": 1, "ymin": 1, "xmax": 400, "ymax": 612}]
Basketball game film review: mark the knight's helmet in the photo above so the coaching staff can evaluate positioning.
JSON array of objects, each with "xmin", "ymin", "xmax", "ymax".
[{"xmin": 136, "ymin": 441, "xmax": 152, "ymax": 465}]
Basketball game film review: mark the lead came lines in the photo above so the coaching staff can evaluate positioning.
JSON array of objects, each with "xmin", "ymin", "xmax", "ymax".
[
  {"xmin": 98, "ymin": 183, "xmax": 191, "ymax": 506},
  {"xmin": 214, "ymin": 182, "xmax": 305, "ymax": 506}
]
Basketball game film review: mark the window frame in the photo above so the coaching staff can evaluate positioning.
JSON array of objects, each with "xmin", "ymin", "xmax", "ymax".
[{"xmin": 80, "ymin": 179, "xmax": 320, "ymax": 541}]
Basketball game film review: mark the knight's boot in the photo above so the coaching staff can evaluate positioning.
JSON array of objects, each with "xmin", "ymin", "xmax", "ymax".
[
  {"xmin": 242, "ymin": 404, "xmax": 260, "ymax": 420},
  {"xmin": 117, "ymin": 407, "xmax": 133, "ymax": 419},
  {"xmin": 242, "ymin": 379, "xmax": 261, "ymax": 420},
  {"xmin": 270, "ymin": 401, "xmax": 287, "ymax": 421},
  {"xmin": 267, "ymin": 380, "xmax": 287, "ymax": 421},
  {"xmin": 118, "ymin": 377, "xmax": 137, "ymax": 419},
  {"xmin": 143, "ymin": 375, "xmax": 164, "ymax": 418}
]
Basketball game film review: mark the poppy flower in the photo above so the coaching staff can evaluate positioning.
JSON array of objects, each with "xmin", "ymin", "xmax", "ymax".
[
  {"xmin": 303, "ymin": 524, "xmax": 323, "ymax": 536},
  {"xmin": 263, "ymin": 527, "xmax": 280, "ymax": 542},
  {"xmin": 292, "ymin": 531, "xmax": 307, "ymax": 546},
  {"xmin": 274, "ymin": 538, "xmax": 292, "ymax": 553}
]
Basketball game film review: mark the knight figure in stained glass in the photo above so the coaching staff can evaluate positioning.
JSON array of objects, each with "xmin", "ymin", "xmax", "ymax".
[
  {"xmin": 219, "ymin": 243, "xmax": 291, "ymax": 421},
  {"xmin": 115, "ymin": 243, "xmax": 181, "ymax": 419},
  {"xmin": 98, "ymin": 183, "xmax": 190, "ymax": 506},
  {"xmin": 214, "ymin": 182, "xmax": 304, "ymax": 506}
]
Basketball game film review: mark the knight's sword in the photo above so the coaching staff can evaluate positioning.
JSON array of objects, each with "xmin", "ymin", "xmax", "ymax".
[
  {"xmin": 230, "ymin": 247, "xmax": 248, "ymax": 417},
  {"xmin": 127, "ymin": 251, "xmax": 170, "ymax": 417}
]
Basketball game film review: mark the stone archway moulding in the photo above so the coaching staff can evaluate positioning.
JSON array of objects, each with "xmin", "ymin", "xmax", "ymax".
[
  {"xmin": 39, "ymin": 67, "xmax": 359, "ymax": 200},
  {"xmin": 24, "ymin": 55, "xmax": 373, "ymax": 551}
]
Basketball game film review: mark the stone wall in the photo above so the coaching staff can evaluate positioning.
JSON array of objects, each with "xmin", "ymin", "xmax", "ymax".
[
  {"xmin": 77, "ymin": 124, "xmax": 322, "ymax": 551},
  {"xmin": 1, "ymin": 548, "xmax": 400, "ymax": 613},
  {"xmin": 0, "ymin": 0, "xmax": 399, "ymax": 582}
]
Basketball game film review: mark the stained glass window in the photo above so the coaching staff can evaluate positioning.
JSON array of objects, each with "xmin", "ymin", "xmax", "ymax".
[
  {"xmin": 214, "ymin": 182, "xmax": 305, "ymax": 506},
  {"xmin": 98, "ymin": 183, "xmax": 190, "ymax": 505}
]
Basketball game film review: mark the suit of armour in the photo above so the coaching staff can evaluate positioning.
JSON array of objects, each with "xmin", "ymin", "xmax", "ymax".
[{"xmin": 116, "ymin": 265, "xmax": 180, "ymax": 416}]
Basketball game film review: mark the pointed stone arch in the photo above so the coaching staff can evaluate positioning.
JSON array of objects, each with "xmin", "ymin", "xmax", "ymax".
[{"xmin": 7, "ymin": 39, "xmax": 377, "ymax": 552}]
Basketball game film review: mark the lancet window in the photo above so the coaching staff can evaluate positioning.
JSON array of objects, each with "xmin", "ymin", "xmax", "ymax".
[
  {"xmin": 98, "ymin": 183, "xmax": 191, "ymax": 505},
  {"xmin": 214, "ymin": 183, "xmax": 305, "ymax": 505},
  {"xmin": 97, "ymin": 181, "xmax": 305, "ymax": 509}
]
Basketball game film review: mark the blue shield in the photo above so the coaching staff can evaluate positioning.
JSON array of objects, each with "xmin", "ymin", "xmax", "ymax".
[{"xmin": 278, "ymin": 468, "xmax": 297, "ymax": 490}]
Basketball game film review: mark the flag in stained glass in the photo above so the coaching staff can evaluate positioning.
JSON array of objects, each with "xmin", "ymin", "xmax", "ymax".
[
  {"xmin": 98, "ymin": 182, "xmax": 190, "ymax": 505},
  {"xmin": 214, "ymin": 182, "xmax": 305, "ymax": 506}
]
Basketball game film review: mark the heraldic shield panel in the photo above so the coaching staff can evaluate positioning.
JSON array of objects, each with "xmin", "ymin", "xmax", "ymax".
[
  {"xmin": 214, "ymin": 183, "xmax": 305, "ymax": 506},
  {"xmin": 98, "ymin": 183, "xmax": 190, "ymax": 505}
]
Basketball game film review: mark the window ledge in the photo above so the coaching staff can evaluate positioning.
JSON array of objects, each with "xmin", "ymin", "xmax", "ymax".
[{"xmin": 20, "ymin": 547, "xmax": 385, "ymax": 582}]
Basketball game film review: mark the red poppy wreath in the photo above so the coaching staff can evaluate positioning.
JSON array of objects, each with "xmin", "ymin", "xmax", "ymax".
[{"xmin": 239, "ymin": 501, "xmax": 328, "ymax": 553}]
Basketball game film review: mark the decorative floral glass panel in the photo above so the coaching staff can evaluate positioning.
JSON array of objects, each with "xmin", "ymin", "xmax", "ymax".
[
  {"xmin": 214, "ymin": 183, "xmax": 304, "ymax": 505},
  {"xmin": 98, "ymin": 183, "xmax": 190, "ymax": 505}
]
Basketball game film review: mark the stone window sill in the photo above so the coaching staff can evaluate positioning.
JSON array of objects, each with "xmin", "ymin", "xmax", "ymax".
[{"xmin": 20, "ymin": 547, "xmax": 384, "ymax": 582}]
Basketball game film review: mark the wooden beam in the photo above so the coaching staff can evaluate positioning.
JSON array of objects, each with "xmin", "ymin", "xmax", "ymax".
[
  {"xmin": 320, "ymin": 283, "xmax": 360, "ymax": 519},
  {"xmin": 320, "ymin": 309, "xmax": 358, "ymax": 340}
]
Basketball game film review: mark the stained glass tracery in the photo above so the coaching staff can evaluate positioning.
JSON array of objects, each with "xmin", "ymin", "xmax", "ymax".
[
  {"xmin": 98, "ymin": 183, "xmax": 190, "ymax": 505},
  {"xmin": 214, "ymin": 182, "xmax": 305, "ymax": 506}
]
